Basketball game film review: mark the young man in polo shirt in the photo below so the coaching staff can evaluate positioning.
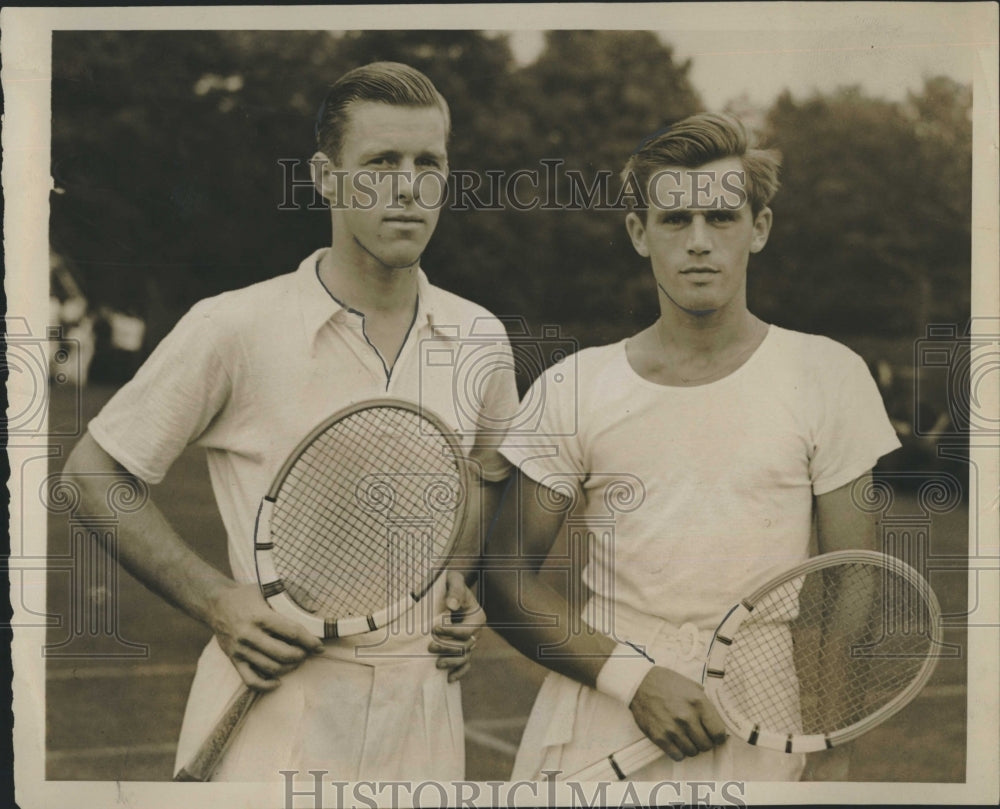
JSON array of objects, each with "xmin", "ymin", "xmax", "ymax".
[{"xmin": 63, "ymin": 62, "xmax": 518, "ymax": 781}]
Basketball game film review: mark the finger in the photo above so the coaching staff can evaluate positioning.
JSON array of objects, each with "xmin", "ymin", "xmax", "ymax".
[
  {"xmin": 447, "ymin": 661, "xmax": 471, "ymax": 683},
  {"xmin": 244, "ymin": 629, "xmax": 317, "ymax": 664},
  {"xmin": 432, "ymin": 628, "xmax": 478, "ymax": 650},
  {"xmin": 686, "ymin": 721, "xmax": 717, "ymax": 753},
  {"xmin": 444, "ymin": 570, "xmax": 467, "ymax": 612},
  {"xmin": 430, "ymin": 631, "xmax": 477, "ymax": 655},
  {"xmin": 437, "ymin": 602, "xmax": 487, "ymax": 631},
  {"xmin": 655, "ymin": 738, "xmax": 686, "ymax": 762},
  {"xmin": 668, "ymin": 730, "xmax": 700, "ymax": 759},
  {"xmin": 233, "ymin": 661, "xmax": 282, "ymax": 691},
  {"xmin": 704, "ymin": 721, "xmax": 728, "ymax": 747},
  {"xmin": 257, "ymin": 613, "xmax": 325, "ymax": 653},
  {"xmin": 699, "ymin": 702, "xmax": 729, "ymax": 744},
  {"xmin": 433, "ymin": 621, "xmax": 479, "ymax": 640},
  {"xmin": 232, "ymin": 644, "xmax": 293, "ymax": 679},
  {"xmin": 428, "ymin": 639, "xmax": 466, "ymax": 656},
  {"xmin": 436, "ymin": 652, "xmax": 469, "ymax": 670},
  {"xmin": 674, "ymin": 712, "xmax": 717, "ymax": 753}
]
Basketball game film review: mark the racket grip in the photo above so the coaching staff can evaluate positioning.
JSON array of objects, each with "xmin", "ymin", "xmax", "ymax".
[
  {"xmin": 174, "ymin": 686, "xmax": 261, "ymax": 782},
  {"xmin": 565, "ymin": 737, "xmax": 664, "ymax": 781}
]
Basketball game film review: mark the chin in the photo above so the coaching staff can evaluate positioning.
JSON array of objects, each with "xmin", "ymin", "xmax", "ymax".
[
  {"xmin": 680, "ymin": 299, "xmax": 722, "ymax": 315},
  {"xmin": 380, "ymin": 254, "xmax": 422, "ymax": 271},
  {"xmin": 380, "ymin": 240, "xmax": 429, "ymax": 268}
]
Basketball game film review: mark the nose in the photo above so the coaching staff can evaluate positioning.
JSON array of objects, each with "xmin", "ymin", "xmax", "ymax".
[
  {"xmin": 686, "ymin": 214, "xmax": 711, "ymax": 254},
  {"xmin": 395, "ymin": 161, "xmax": 415, "ymax": 203}
]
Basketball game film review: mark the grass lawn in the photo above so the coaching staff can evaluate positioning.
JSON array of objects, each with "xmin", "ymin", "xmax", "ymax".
[{"xmin": 41, "ymin": 381, "xmax": 971, "ymax": 783}]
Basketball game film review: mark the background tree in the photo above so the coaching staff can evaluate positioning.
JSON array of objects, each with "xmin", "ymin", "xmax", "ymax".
[
  {"xmin": 507, "ymin": 31, "xmax": 701, "ymax": 345},
  {"xmin": 50, "ymin": 32, "xmax": 971, "ymax": 389},
  {"xmin": 759, "ymin": 80, "xmax": 971, "ymax": 341}
]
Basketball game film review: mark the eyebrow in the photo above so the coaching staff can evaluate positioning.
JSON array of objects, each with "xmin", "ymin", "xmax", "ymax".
[
  {"xmin": 654, "ymin": 206, "xmax": 742, "ymax": 218},
  {"xmin": 358, "ymin": 148, "xmax": 447, "ymax": 162},
  {"xmin": 416, "ymin": 149, "xmax": 447, "ymax": 162},
  {"xmin": 655, "ymin": 201, "xmax": 744, "ymax": 212}
]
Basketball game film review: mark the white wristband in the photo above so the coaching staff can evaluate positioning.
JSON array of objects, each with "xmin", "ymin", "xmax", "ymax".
[{"xmin": 595, "ymin": 643, "xmax": 655, "ymax": 706}]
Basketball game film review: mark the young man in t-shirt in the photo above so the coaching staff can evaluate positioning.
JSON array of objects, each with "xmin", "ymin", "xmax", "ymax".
[
  {"xmin": 485, "ymin": 113, "xmax": 900, "ymax": 781},
  {"xmin": 63, "ymin": 62, "xmax": 518, "ymax": 781}
]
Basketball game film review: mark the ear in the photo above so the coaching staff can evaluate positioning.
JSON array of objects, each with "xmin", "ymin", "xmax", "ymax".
[
  {"xmin": 625, "ymin": 211, "xmax": 650, "ymax": 258},
  {"xmin": 749, "ymin": 206, "xmax": 773, "ymax": 254},
  {"xmin": 311, "ymin": 151, "xmax": 339, "ymax": 204}
]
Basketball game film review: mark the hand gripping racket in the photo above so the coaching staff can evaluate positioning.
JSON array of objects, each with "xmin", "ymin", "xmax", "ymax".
[
  {"xmin": 174, "ymin": 399, "xmax": 469, "ymax": 781},
  {"xmin": 567, "ymin": 550, "xmax": 943, "ymax": 781}
]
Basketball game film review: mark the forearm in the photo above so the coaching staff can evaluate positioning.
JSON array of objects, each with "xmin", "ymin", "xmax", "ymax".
[
  {"xmin": 485, "ymin": 565, "xmax": 617, "ymax": 688},
  {"xmin": 63, "ymin": 433, "xmax": 237, "ymax": 631},
  {"xmin": 483, "ymin": 471, "xmax": 615, "ymax": 688},
  {"xmin": 452, "ymin": 477, "xmax": 507, "ymax": 585},
  {"xmin": 485, "ymin": 471, "xmax": 727, "ymax": 756}
]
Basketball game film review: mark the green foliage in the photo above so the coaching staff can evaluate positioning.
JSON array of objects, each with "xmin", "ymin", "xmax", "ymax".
[
  {"xmin": 50, "ymin": 31, "xmax": 971, "ymax": 359},
  {"xmin": 759, "ymin": 81, "xmax": 971, "ymax": 338}
]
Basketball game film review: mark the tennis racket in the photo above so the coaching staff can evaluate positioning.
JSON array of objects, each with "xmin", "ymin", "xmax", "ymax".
[
  {"xmin": 174, "ymin": 398, "xmax": 470, "ymax": 782},
  {"xmin": 567, "ymin": 550, "xmax": 943, "ymax": 781}
]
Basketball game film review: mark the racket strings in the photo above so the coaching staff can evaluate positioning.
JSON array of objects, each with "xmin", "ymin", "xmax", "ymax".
[
  {"xmin": 279, "ymin": 419, "xmax": 430, "ymax": 590},
  {"xmin": 719, "ymin": 562, "xmax": 936, "ymax": 737},
  {"xmin": 721, "ymin": 581, "xmax": 807, "ymax": 733},
  {"xmin": 269, "ymin": 407, "xmax": 462, "ymax": 619},
  {"xmin": 275, "ymin": 420, "xmax": 394, "ymax": 607}
]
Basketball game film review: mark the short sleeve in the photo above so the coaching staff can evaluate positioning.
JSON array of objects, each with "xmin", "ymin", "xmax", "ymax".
[
  {"xmin": 467, "ymin": 338, "xmax": 520, "ymax": 483},
  {"xmin": 88, "ymin": 300, "xmax": 232, "ymax": 484},
  {"xmin": 809, "ymin": 350, "xmax": 902, "ymax": 495},
  {"xmin": 500, "ymin": 358, "xmax": 587, "ymax": 494}
]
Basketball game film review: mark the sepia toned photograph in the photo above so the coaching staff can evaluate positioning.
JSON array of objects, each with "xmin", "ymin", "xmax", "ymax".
[{"xmin": 4, "ymin": 4, "xmax": 998, "ymax": 807}]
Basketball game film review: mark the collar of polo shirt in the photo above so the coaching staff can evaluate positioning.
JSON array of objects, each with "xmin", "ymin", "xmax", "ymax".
[{"xmin": 295, "ymin": 248, "xmax": 454, "ymax": 349}]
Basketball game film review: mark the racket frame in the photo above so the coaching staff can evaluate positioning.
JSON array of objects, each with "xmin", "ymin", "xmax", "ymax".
[
  {"xmin": 175, "ymin": 399, "xmax": 470, "ymax": 782},
  {"xmin": 252, "ymin": 398, "xmax": 471, "ymax": 640},
  {"xmin": 703, "ymin": 549, "xmax": 943, "ymax": 753},
  {"xmin": 565, "ymin": 550, "xmax": 944, "ymax": 780}
]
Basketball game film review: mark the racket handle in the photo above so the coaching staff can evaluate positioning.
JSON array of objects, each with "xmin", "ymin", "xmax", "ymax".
[
  {"xmin": 174, "ymin": 686, "xmax": 261, "ymax": 782},
  {"xmin": 565, "ymin": 737, "xmax": 664, "ymax": 781}
]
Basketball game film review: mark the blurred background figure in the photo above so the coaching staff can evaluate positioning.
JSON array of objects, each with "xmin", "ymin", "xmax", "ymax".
[{"xmin": 49, "ymin": 250, "xmax": 146, "ymax": 386}]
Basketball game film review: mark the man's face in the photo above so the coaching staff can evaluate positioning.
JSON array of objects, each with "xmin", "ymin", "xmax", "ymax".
[
  {"xmin": 625, "ymin": 156, "xmax": 772, "ymax": 316},
  {"xmin": 318, "ymin": 101, "xmax": 449, "ymax": 271}
]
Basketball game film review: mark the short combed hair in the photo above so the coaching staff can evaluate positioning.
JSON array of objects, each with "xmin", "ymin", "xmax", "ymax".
[
  {"xmin": 621, "ymin": 113, "xmax": 781, "ymax": 216},
  {"xmin": 315, "ymin": 61, "xmax": 451, "ymax": 162}
]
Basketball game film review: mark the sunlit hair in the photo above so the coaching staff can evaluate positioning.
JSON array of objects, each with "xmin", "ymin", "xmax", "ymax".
[
  {"xmin": 315, "ymin": 62, "xmax": 451, "ymax": 162},
  {"xmin": 621, "ymin": 113, "xmax": 781, "ymax": 216}
]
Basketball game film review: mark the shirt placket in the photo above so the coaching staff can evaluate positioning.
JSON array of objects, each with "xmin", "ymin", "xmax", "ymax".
[
  {"xmin": 345, "ymin": 306, "xmax": 423, "ymax": 393},
  {"xmin": 382, "ymin": 320, "xmax": 425, "ymax": 396},
  {"xmin": 330, "ymin": 310, "xmax": 391, "ymax": 389}
]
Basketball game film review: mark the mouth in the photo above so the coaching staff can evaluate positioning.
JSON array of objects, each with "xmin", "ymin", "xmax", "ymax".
[
  {"xmin": 383, "ymin": 215, "xmax": 425, "ymax": 225},
  {"xmin": 681, "ymin": 266, "xmax": 719, "ymax": 275}
]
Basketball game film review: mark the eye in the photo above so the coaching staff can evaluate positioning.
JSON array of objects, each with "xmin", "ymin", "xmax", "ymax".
[
  {"xmin": 660, "ymin": 211, "xmax": 691, "ymax": 226},
  {"xmin": 706, "ymin": 209, "xmax": 737, "ymax": 224}
]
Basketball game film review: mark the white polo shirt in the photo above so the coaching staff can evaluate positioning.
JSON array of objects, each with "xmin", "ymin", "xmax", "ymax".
[{"xmin": 89, "ymin": 247, "xmax": 519, "ymax": 584}]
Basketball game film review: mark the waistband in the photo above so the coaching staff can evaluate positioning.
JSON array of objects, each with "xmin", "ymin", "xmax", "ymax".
[{"xmin": 583, "ymin": 594, "xmax": 715, "ymax": 684}]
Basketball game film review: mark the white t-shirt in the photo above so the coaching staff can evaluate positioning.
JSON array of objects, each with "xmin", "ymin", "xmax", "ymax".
[{"xmin": 501, "ymin": 325, "xmax": 901, "ymax": 630}]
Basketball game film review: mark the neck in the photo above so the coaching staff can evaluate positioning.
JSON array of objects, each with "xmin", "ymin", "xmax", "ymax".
[
  {"xmin": 319, "ymin": 243, "xmax": 418, "ymax": 314},
  {"xmin": 655, "ymin": 292, "xmax": 755, "ymax": 355}
]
